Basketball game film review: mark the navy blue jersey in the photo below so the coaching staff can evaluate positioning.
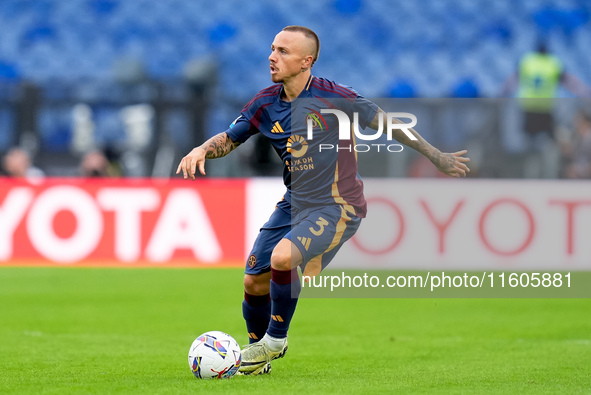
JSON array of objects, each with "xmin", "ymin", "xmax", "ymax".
[{"xmin": 225, "ymin": 75, "xmax": 378, "ymax": 218}]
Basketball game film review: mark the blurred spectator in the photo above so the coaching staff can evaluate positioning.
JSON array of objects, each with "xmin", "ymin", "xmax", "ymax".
[
  {"xmin": 561, "ymin": 109, "xmax": 591, "ymax": 179},
  {"xmin": 1, "ymin": 147, "xmax": 45, "ymax": 180},
  {"xmin": 79, "ymin": 150, "xmax": 120, "ymax": 177},
  {"xmin": 502, "ymin": 42, "xmax": 591, "ymax": 105},
  {"xmin": 502, "ymin": 42, "xmax": 591, "ymax": 135},
  {"xmin": 501, "ymin": 42, "xmax": 591, "ymax": 178}
]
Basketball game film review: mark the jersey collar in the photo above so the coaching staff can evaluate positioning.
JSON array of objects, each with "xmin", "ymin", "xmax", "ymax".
[
  {"xmin": 305, "ymin": 74, "xmax": 314, "ymax": 91},
  {"xmin": 278, "ymin": 75, "xmax": 315, "ymax": 104}
]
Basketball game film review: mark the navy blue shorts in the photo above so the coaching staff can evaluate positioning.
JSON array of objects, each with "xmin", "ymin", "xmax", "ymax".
[{"xmin": 245, "ymin": 199, "xmax": 362, "ymax": 277}]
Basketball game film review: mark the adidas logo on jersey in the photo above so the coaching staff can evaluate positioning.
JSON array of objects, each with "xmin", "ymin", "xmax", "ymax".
[{"xmin": 271, "ymin": 122, "xmax": 285, "ymax": 134}]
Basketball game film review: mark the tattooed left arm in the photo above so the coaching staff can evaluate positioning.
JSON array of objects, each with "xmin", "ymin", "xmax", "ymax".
[{"xmin": 369, "ymin": 109, "xmax": 471, "ymax": 178}]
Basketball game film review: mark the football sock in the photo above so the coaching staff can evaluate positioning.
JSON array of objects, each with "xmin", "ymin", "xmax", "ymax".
[
  {"xmin": 261, "ymin": 333, "xmax": 287, "ymax": 352},
  {"xmin": 267, "ymin": 267, "xmax": 300, "ymax": 339},
  {"xmin": 242, "ymin": 292, "xmax": 271, "ymax": 344}
]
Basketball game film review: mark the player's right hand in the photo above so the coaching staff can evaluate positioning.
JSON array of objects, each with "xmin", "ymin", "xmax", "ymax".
[{"xmin": 176, "ymin": 147, "xmax": 207, "ymax": 180}]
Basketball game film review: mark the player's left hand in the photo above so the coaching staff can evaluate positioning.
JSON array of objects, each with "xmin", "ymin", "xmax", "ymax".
[{"xmin": 433, "ymin": 149, "xmax": 470, "ymax": 178}]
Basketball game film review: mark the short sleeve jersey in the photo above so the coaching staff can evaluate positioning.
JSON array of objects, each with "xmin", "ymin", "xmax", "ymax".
[{"xmin": 225, "ymin": 75, "xmax": 378, "ymax": 218}]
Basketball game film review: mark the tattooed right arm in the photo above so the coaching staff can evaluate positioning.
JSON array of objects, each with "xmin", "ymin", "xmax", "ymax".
[
  {"xmin": 200, "ymin": 132, "xmax": 241, "ymax": 159},
  {"xmin": 176, "ymin": 132, "xmax": 241, "ymax": 180}
]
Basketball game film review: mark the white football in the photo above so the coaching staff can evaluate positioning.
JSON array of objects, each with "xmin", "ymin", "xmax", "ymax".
[{"xmin": 188, "ymin": 331, "xmax": 242, "ymax": 379}]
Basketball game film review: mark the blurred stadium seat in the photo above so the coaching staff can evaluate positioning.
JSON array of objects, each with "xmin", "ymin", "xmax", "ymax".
[
  {"xmin": 0, "ymin": 0, "xmax": 589, "ymax": 175},
  {"xmin": 0, "ymin": 0, "xmax": 587, "ymax": 94}
]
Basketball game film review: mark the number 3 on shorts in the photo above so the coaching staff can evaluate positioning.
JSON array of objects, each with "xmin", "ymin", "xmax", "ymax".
[{"xmin": 309, "ymin": 217, "xmax": 329, "ymax": 236}]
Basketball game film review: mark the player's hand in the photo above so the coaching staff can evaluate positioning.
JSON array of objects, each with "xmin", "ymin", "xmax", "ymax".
[
  {"xmin": 433, "ymin": 149, "xmax": 470, "ymax": 178},
  {"xmin": 176, "ymin": 147, "xmax": 207, "ymax": 180}
]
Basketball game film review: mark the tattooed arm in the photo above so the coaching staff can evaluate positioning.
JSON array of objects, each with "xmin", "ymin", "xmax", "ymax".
[
  {"xmin": 369, "ymin": 110, "xmax": 470, "ymax": 178},
  {"xmin": 176, "ymin": 132, "xmax": 240, "ymax": 180}
]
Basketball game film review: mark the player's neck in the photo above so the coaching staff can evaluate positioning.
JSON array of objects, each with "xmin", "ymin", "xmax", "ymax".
[{"xmin": 281, "ymin": 71, "xmax": 311, "ymax": 102}]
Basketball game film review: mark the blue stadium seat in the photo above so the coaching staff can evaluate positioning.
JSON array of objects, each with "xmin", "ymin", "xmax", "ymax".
[
  {"xmin": 386, "ymin": 79, "xmax": 417, "ymax": 98},
  {"xmin": 22, "ymin": 23, "xmax": 56, "ymax": 44},
  {"xmin": 0, "ymin": 61, "xmax": 20, "ymax": 80},
  {"xmin": 450, "ymin": 78, "xmax": 480, "ymax": 98},
  {"xmin": 88, "ymin": 0, "xmax": 119, "ymax": 15},
  {"xmin": 334, "ymin": 0, "xmax": 363, "ymax": 15},
  {"xmin": 533, "ymin": 6, "xmax": 560, "ymax": 36},
  {"xmin": 481, "ymin": 20, "xmax": 513, "ymax": 45},
  {"xmin": 561, "ymin": 8, "xmax": 590, "ymax": 40},
  {"xmin": 208, "ymin": 22, "xmax": 238, "ymax": 46}
]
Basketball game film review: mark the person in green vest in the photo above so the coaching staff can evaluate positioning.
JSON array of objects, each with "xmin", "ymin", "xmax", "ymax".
[
  {"xmin": 501, "ymin": 42, "xmax": 590, "ymax": 177},
  {"xmin": 503, "ymin": 42, "xmax": 590, "ymax": 137}
]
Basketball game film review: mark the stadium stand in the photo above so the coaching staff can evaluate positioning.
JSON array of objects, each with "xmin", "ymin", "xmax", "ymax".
[{"xmin": 0, "ymin": 0, "xmax": 589, "ymax": 175}]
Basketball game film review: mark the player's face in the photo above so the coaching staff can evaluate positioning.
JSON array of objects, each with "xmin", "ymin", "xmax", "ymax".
[{"xmin": 269, "ymin": 31, "xmax": 311, "ymax": 83}]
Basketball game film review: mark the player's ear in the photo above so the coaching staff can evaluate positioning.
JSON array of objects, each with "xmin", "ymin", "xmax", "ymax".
[{"xmin": 301, "ymin": 55, "xmax": 314, "ymax": 71}]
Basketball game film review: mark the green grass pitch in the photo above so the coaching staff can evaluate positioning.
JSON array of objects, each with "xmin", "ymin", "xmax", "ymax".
[{"xmin": 1, "ymin": 267, "xmax": 590, "ymax": 394}]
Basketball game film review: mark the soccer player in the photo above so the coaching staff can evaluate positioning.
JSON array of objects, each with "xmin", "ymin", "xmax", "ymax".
[{"xmin": 177, "ymin": 26, "xmax": 470, "ymax": 375}]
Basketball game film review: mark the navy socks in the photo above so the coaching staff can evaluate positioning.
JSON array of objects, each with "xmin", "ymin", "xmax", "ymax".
[
  {"xmin": 266, "ymin": 267, "xmax": 301, "ymax": 339},
  {"xmin": 242, "ymin": 292, "xmax": 271, "ymax": 344}
]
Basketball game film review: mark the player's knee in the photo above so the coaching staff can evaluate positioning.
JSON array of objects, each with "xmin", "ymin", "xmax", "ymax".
[
  {"xmin": 243, "ymin": 274, "xmax": 270, "ymax": 295},
  {"xmin": 270, "ymin": 248, "xmax": 291, "ymax": 271}
]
